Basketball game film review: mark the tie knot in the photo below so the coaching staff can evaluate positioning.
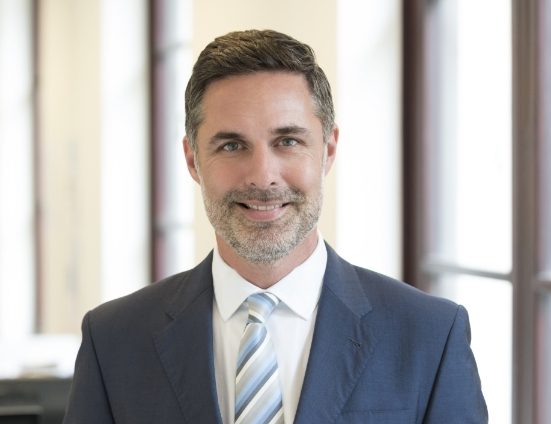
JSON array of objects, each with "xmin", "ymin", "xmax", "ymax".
[{"xmin": 246, "ymin": 292, "xmax": 279, "ymax": 323}]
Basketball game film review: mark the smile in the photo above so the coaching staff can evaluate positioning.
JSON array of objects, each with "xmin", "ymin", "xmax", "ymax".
[{"xmin": 242, "ymin": 203, "xmax": 285, "ymax": 211}]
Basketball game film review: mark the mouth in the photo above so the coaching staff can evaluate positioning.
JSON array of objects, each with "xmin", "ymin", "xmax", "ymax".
[
  {"xmin": 239, "ymin": 202, "xmax": 289, "ymax": 211},
  {"xmin": 234, "ymin": 201, "xmax": 291, "ymax": 222}
]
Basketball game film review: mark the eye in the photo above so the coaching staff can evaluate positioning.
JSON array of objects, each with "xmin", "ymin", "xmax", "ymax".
[
  {"xmin": 221, "ymin": 141, "xmax": 240, "ymax": 152},
  {"xmin": 279, "ymin": 137, "xmax": 299, "ymax": 147}
]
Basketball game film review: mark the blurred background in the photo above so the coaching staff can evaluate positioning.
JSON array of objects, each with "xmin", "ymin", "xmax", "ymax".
[{"xmin": 0, "ymin": 0, "xmax": 549, "ymax": 423}]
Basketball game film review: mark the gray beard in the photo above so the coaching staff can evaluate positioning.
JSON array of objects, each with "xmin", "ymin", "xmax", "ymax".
[{"xmin": 202, "ymin": 185, "xmax": 323, "ymax": 264}]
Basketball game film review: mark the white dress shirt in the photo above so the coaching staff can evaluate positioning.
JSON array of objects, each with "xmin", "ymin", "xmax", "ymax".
[{"xmin": 212, "ymin": 236, "xmax": 327, "ymax": 424}]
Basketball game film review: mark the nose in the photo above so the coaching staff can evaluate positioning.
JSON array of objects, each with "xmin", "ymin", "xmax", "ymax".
[{"xmin": 244, "ymin": 146, "xmax": 280, "ymax": 189}]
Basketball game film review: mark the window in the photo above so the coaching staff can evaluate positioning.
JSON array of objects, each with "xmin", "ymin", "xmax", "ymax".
[
  {"xmin": 0, "ymin": 0, "xmax": 150, "ymax": 377},
  {"xmin": 336, "ymin": 0, "xmax": 402, "ymax": 278},
  {"xmin": 100, "ymin": 0, "xmax": 151, "ymax": 302},
  {"xmin": 150, "ymin": 0, "xmax": 195, "ymax": 280},
  {"xmin": 424, "ymin": 1, "xmax": 512, "ymax": 421},
  {"xmin": 0, "ymin": 0, "xmax": 36, "ymax": 338},
  {"xmin": 404, "ymin": 0, "xmax": 551, "ymax": 422}
]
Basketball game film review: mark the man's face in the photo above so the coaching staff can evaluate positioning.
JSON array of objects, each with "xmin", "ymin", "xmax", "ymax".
[{"xmin": 184, "ymin": 71, "xmax": 337, "ymax": 264}]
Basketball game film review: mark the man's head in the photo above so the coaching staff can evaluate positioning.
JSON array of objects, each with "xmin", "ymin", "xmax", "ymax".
[
  {"xmin": 185, "ymin": 29, "xmax": 335, "ymax": 151},
  {"xmin": 183, "ymin": 30, "xmax": 338, "ymax": 268}
]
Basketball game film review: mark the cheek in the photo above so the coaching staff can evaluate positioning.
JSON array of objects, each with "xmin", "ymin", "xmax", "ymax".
[
  {"xmin": 285, "ymin": 161, "xmax": 324, "ymax": 190},
  {"xmin": 199, "ymin": 164, "xmax": 238, "ymax": 195}
]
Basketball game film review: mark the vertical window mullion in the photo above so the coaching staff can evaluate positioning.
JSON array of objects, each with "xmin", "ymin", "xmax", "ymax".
[
  {"xmin": 512, "ymin": 0, "xmax": 540, "ymax": 422},
  {"xmin": 402, "ymin": 0, "xmax": 427, "ymax": 288},
  {"xmin": 32, "ymin": 0, "xmax": 42, "ymax": 333}
]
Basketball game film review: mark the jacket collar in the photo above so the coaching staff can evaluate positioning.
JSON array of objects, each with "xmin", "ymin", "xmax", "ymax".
[
  {"xmin": 294, "ymin": 243, "xmax": 375, "ymax": 423},
  {"xmin": 154, "ymin": 252, "xmax": 223, "ymax": 424}
]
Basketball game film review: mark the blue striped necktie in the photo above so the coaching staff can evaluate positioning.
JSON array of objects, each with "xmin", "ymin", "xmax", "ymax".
[{"xmin": 235, "ymin": 292, "xmax": 284, "ymax": 424}]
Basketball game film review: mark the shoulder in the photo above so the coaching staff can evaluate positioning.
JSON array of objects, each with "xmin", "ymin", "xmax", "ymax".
[
  {"xmin": 85, "ymin": 252, "xmax": 214, "ymax": 335},
  {"xmin": 355, "ymin": 264, "xmax": 457, "ymax": 316},
  {"xmin": 90, "ymin": 270, "xmax": 185, "ymax": 318},
  {"xmin": 326, "ymin": 251, "xmax": 472, "ymax": 361},
  {"xmin": 324, "ymin": 244, "xmax": 461, "ymax": 327}
]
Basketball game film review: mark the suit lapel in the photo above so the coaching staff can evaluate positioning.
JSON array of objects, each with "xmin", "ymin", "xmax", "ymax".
[
  {"xmin": 151, "ymin": 245, "xmax": 375, "ymax": 423},
  {"xmin": 154, "ymin": 253, "xmax": 223, "ymax": 424},
  {"xmin": 294, "ymin": 245, "xmax": 375, "ymax": 423}
]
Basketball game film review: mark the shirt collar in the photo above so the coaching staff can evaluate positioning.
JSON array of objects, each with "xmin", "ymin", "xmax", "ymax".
[{"xmin": 212, "ymin": 233, "xmax": 327, "ymax": 322}]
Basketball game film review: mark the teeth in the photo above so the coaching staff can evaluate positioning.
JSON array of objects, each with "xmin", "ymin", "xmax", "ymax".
[{"xmin": 246, "ymin": 203, "xmax": 282, "ymax": 211}]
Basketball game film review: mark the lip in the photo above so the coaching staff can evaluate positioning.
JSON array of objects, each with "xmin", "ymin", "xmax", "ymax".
[{"xmin": 237, "ymin": 201, "xmax": 289, "ymax": 221}]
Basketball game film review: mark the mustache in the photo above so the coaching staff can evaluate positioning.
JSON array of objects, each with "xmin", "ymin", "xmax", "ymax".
[{"xmin": 223, "ymin": 187, "xmax": 305, "ymax": 203}]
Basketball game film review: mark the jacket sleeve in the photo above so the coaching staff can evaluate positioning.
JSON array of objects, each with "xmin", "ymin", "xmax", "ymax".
[
  {"xmin": 63, "ymin": 311, "xmax": 115, "ymax": 424},
  {"xmin": 424, "ymin": 305, "xmax": 488, "ymax": 423}
]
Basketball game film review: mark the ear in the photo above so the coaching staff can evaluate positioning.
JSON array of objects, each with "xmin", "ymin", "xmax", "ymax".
[
  {"xmin": 183, "ymin": 136, "xmax": 201, "ymax": 184},
  {"xmin": 323, "ymin": 125, "xmax": 339, "ymax": 175}
]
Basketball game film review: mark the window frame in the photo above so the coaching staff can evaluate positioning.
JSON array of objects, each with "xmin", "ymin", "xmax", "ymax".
[
  {"xmin": 402, "ymin": 0, "xmax": 551, "ymax": 421},
  {"xmin": 149, "ymin": 0, "xmax": 195, "ymax": 281}
]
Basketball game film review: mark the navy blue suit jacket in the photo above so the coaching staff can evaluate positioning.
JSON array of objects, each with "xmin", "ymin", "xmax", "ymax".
[{"xmin": 64, "ymin": 245, "xmax": 488, "ymax": 423}]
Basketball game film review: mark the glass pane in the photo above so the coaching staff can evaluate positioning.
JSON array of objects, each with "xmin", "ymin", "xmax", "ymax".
[
  {"xmin": 336, "ymin": 0, "xmax": 402, "ymax": 278},
  {"xmin": 100, "ymin": 0, "xmax": 150, "ymax": 303},
  {"xmin": 430, "ymin": 275, "xmax": 512, "ymax": 424},
  {"xmin": 536, "ymin": 292, "xmax": 551, "ymax": 424},
  {"xmin": 427, "ymin": 0, "xmax": 512, "ymax": 273},
  {"xmin": 0, "ymin": 0, "xmax": 35, "ymax": 337}
]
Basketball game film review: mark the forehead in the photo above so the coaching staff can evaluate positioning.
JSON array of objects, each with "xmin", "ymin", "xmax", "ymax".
[{"xmin": 199, "ymin": 71, "xmax": 320, "ymax": 134}]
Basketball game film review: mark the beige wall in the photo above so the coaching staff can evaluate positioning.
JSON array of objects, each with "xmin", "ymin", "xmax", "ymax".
[
  {"xmin": 191, "ymin": 0, "xmax": 339, "ymax": 262},
  {"xmin": 39, "ymin": 0, "xmax": 102, "ymax": 332}
]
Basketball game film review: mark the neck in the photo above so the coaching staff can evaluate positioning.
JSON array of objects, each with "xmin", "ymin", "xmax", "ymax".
[{"xmin": 216, "ymin": 229, "xmax": 319, "ymax": 289}]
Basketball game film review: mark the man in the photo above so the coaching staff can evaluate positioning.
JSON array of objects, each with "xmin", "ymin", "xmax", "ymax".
[{"xmin": 64, "ymin": 30, "xmax": 487, "ymax": 423}]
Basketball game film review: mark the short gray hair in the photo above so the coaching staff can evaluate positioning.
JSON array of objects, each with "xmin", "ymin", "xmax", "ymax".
[{"xmin": 184, "ymin": 29, "xmax": 335, "ymax": 150}]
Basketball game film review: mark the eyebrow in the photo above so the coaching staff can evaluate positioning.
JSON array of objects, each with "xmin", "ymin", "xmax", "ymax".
[
  {"xmin": 271, "ymin": 125, "xmax": 309, "ymax": 136},
  {"xmin": 208, "ymin": 125, "xmax": 310, "ymax": 146},
  {"xmin": 209, "ymin": 131, "xmax": 244, "ymax": 145}
]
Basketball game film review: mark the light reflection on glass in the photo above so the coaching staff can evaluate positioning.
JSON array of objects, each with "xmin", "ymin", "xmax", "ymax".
[
  {"xmin": 428, "ymin": 0, "xmax": 512, "ymax": 274},
  {"xmin": 431, "ymin": 274, "xmax": 512, "ymax": 424}
]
